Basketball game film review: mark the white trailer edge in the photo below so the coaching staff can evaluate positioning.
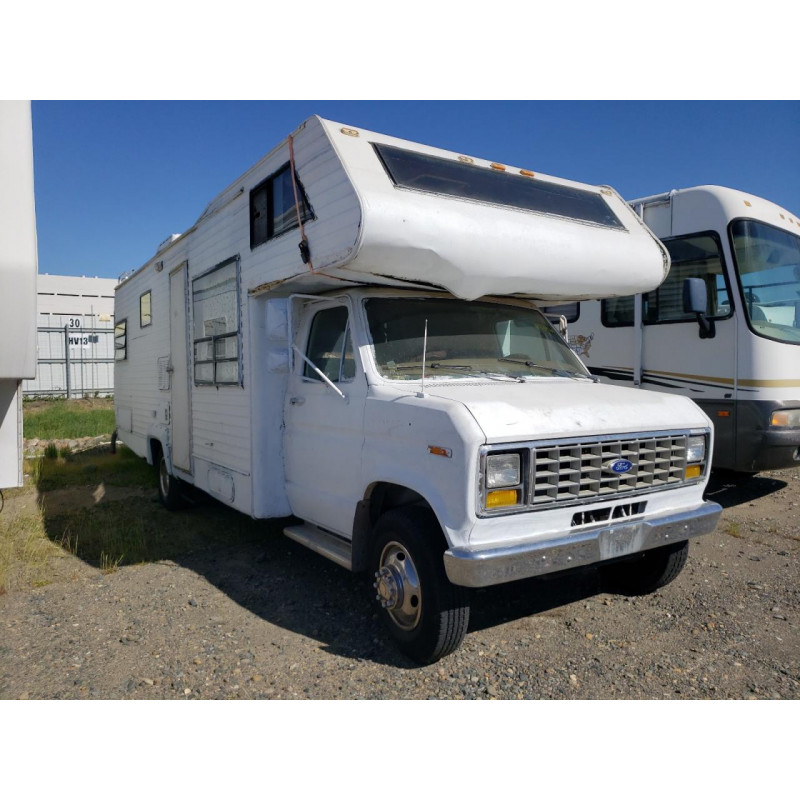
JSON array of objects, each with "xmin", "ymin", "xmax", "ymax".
[
  {"xmin": 115, "ymin": 117, "xmax": 721, "ymax": 663},
  {"xmin": 0, "ymin": 101, "xmax": 38, "ymax": 491}
]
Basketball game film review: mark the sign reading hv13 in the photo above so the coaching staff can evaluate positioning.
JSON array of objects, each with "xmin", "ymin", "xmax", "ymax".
[{"xmin": 67, "ymin": 317, "xmax": 97, "ymax": 349}]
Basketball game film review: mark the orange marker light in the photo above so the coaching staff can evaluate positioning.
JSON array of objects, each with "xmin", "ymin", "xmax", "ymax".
[
  {"xmin": 685, "ymin": 465, "xmax": 702, "ymax": 479},
  {"xmin": 428, "ymin": 446, "xmax": 452, "ymax": 458},
  {"xmin": 519, "ymin": 169, "xmax": 535, "ymax": 178},
  {"xmin": 490, "ymin": 163, "xmax": 506, "ymax": 171},
  {"xmin": 486, "ymin": 489, "xmax": 519, "ymax": 508}
]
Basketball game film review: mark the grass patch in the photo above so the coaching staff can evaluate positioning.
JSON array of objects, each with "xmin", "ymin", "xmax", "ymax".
[
  {"xmin": 723, "ymin": 521, "xmax": 744, "ymax": 539},
  {"xmin": 27, "ymin": 445, "xmax": 156, "ymax": 491},
  {"xmin": 23, "ymin": 398, "xmax": 115, "ymax": 440},
  {"xmin": 44, "ymin": 498, "xmax": 278, "ymax": 571},
  {"xmin": 0, "ymin": 503, "xmax": 64, "ymax": 594},
  {"xmin": 2, "ymin": 433, "xmax": 281, "ymax": 592}
]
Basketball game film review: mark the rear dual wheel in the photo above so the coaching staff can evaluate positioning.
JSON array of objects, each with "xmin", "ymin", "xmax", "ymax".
[
  {"xmin": 370, "ymin": 507, "xmax": 470, "ymax": 664},
  {"xmin": 157, "ymin": 454, "xmax": 187, "ymax": 511}
]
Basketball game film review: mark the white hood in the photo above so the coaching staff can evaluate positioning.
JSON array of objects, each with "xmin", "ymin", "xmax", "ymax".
[{"xmin": 421, "ymin": 379, "xmax": 710, "ymax": 443}]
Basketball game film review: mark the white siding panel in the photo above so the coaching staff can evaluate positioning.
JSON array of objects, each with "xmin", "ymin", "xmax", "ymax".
[{"xmin": 114, "ymin": 259, "xmax": 173, "ymax": 459}]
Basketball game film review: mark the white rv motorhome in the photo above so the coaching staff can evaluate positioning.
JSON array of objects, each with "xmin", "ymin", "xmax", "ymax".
[
  {"xmin": 0, "ymin": 101, "xmax": 38, "ymax": 491},
  {"xmin": 561, "ymin": 186, "xmax": 800, "ymax": 474},
  {"xmin": 115, "ymin": 118, "xmax": 721, "ymax": 663}
]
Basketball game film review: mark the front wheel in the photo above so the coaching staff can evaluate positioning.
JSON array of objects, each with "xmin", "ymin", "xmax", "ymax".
[
  {"xmin": 603, "ymin": 540, "xmax": 689, "ymax": 596},
  {"xmin": 158, "ymin": 454, "xmax": 186, "ymax": 511},
  {"xmin": 370, "ymin": 507, "xmax": 470, "ymax": 664}
]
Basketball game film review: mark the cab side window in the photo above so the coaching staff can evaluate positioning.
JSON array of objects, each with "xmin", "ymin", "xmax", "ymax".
[{"xmin": 304, "ymin": 306, "xmax": 356, "ymax": 383}]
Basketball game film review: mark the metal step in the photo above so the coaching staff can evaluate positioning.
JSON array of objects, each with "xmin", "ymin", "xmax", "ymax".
[{"xmin": 283, "ymin": 523, "xmax": 353, "ymax": 570}]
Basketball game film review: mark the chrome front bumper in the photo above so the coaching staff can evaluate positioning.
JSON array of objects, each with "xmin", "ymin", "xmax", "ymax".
[{"xmin": 443, "ymin": 500, "xmax": 722, "ymax": 588}]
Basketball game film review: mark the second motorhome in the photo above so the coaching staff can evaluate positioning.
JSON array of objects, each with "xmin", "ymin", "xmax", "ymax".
[
  {"xmin": 563, "ymin": 186, "xmax": 800, "ymax": 474},
  {"xmin": 115, "ymin": 118, "xmax": 721, "ymax": 662}
]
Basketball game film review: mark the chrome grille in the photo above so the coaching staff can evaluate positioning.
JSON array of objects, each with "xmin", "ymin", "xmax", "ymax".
[{"xmin": 530, "ymin": 435, "xmax": 689, "ymax": 508}]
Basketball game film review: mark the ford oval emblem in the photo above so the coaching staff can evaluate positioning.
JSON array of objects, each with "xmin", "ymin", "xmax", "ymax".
[{"xmin": 606, "ymin": 458, "xmax": 634, "ymax": 474}]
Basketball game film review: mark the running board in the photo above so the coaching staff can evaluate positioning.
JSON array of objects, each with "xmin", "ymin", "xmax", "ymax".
[{"xmin": 283, "ymin": 523, "xmax": 353, "ymax": 570}]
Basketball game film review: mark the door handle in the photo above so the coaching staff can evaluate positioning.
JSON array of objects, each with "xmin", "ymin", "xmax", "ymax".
[{"xmin": 290, "ymin": 397, "xmax": 305, "ymax": 406}]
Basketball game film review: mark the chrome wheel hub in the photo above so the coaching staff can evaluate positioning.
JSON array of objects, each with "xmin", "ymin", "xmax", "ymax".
[{"xmin": 373, "ymin": 541, "xmax": 422, "ymax": 631}]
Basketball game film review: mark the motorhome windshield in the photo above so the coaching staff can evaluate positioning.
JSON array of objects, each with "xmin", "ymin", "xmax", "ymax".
[
  {"xmin": 372, "ymin": 144, "xmax": 625, "ymax": 230},
  {"xmin": 365, "ymin": 298, "xmax": 591, "ymax": 381},
  {"xmin": 731, "ymin": 219, "xmax": 800, "ymax": 344}
]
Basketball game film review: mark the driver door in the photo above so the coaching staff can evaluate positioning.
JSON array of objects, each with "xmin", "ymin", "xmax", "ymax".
[{"xmin": 283, "ymin": 298, "xmax": 367, "ymax": 536}]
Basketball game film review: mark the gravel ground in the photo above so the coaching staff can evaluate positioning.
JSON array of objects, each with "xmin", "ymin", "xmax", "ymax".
[{"xmin": 1, "ymin": 467, "xmax": 798, "ymax": 700}]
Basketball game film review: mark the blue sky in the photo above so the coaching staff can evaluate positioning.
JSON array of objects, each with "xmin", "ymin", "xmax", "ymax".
[{"xmin": 31, "ymin": 101, "xmax": 800, "ymax": 280}]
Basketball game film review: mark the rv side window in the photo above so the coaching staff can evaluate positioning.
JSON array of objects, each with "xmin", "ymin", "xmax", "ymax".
[
  {"xmin": 192, "ymin": 257, "xmax": 241, "ymax": 386},
  {"xmin": 373, "ymin": 143, "xmax": 625, "ymax": 230},
  {"xmin": 114, "ymin": 319, "xmax": 127, "ymax": 361},
  {"xmin": 250, "ymin": 163, "xmax": 314, "ymax": 248},
  {"xmin": 140, "ymin": 290, "xmax": 152, "ymax": 328},
  {"xmin": 644, "ymin": 234, "xmax": 731, "ymax": 324},
  {"xmin": 303, "ymin": 306, "xmax": 355, "ymax": 383},
  {"xmin": 601, "ymin": 296, "xmax": 635, "ymax": 327},
  {"xmin": 600, "ymin": 234, "xmax": 731, "ymax": 328}
]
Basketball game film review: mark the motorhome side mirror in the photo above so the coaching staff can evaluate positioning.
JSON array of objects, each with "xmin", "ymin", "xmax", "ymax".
[
  {"xmin": 683, "ymin": 277, "xmax": 715, "ymax": 339},
  {"xmin": 683, "ymin": 277, "xmax": 707, "ymax": 314}
]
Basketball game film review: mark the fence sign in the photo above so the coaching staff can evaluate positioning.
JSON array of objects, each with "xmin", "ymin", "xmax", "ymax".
[
  {"xmin": 67, "ymin": 317, "xmax": 93, "ymax": 349},
  {"xmin": 24, "ymin": 315, "xmax": 115, "ymax": 398}
]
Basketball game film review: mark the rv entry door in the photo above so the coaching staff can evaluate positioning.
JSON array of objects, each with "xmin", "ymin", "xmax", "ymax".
[
  {"xmin": 169, "ymin": 262, "xmax": 192, "ymax": 473},
  {"xmin": 283, "ymin": 298, "xmax": 366, "ymax": 536}
]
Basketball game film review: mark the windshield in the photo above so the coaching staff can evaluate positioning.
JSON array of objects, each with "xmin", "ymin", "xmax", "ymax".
[
  {"xmin": 364, "ymin": 297, "xmax": 591, "ymax": 381},
  {"xmin": 731, "ymin": 219, "xmax": 800, "ymax": 344}
]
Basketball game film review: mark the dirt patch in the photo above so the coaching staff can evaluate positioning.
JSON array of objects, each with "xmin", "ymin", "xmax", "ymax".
[
  {"xmin": 36, "ymin": 485, "xmax": 152, "ymax": 516},
  {"xmin": 1, "ymin": 467, "xmax": 798, "ymax": 699}
]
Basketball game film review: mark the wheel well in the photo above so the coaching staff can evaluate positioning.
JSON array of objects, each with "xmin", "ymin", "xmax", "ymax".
[
  {"xmin": 148, "ymin": 438, "xmax": 163, "ymax": 467},
  {"xmin": 351, "ymin": 483, "xmax": 441, "ymax": 572}
]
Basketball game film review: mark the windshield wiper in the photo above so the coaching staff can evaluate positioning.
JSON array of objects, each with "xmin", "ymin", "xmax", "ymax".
[
  {"xmin": 430, "ymin": 364, "xmax": 523, "ymax": 382},
  {"xmin": 395, "ymin": 363, "xmax": 522, "ymax": 382},
  {"xmin": 498, "ymin": 356, "xmax": 542, "ymax": 368},
  {"xmin": 497, "ymin": 357, "xmax": 597, "ymax": 382},
  {"xmin": 554, "ymin": 368, "xmax": 599, "ymax": 382},
  {"xmin": 395, "ymin": 363, "xmax": 474, "ymax": 371}
]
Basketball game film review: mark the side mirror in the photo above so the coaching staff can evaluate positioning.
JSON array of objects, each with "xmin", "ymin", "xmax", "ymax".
[{"xmin": 683, "ymin": 277, "xmax": 715, "ymax": 339}]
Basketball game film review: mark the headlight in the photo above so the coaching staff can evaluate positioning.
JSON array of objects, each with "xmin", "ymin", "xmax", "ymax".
[
  {"xmin": 686, "ymin": 435, "xmax": 706, "ymax": 464},
  {"xmin": 771, "ymin": 409, "xmax": 800, "ymax": 428},
  {"xmin": 486, "ymin": 453, "xmax": 521, "ymax": 488}
]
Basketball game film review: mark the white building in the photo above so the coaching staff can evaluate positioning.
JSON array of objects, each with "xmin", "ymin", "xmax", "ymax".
[{"xmin": 36, "ymin": 273, "xmax": 117, "ymax": 317}]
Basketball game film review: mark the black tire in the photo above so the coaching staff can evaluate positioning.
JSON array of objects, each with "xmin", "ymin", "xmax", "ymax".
[
  {"xmin": 370, "ymin": 506, "xmax": 470, "ymax": 664},
  {"xmin": 603, "ymin": 540, "xmax": 689, "ymax": 596},
  {"xmin": 157, "ymin": 453, "xmax": 186, "ymax": 511}
]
